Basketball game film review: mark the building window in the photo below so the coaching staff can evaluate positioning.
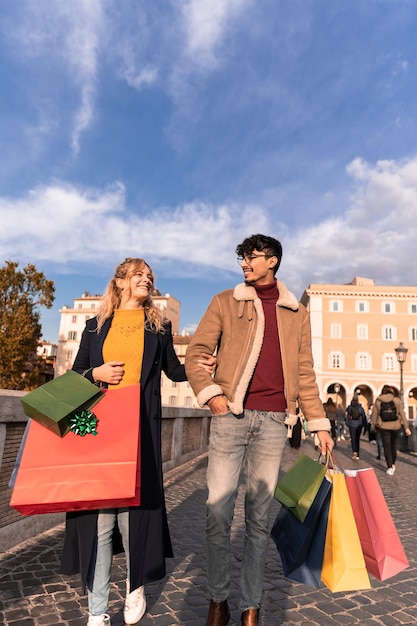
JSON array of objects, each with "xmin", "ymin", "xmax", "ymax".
[
  {"xmin": 171, "ymin": 380, "xmax": 177, "ymax": 388},
  {"xmin": 357, "ymin": 324, "xmax": 368, "ymax": 340},
  {"xmin": 91, "ymin": 303, "xmax": 96, "ymax": 309},
  {"xmin": 68, "ymin": 331, "xmax": 77, "ymax": 341},
  {"xmin": 185, "ymin": 396, "xmax": 193, "ymax": 407},
  {"xmin": 383, "ymin": 355, "xmax": 395, "ymax": 371},
  {"xmin": 67, "ymin": 350, "xmax": 73, "ymax": 360},
  {"xmin": 169, "ymin": 395, "xmax": 177, "ymax": 406},
  {"xmin": 85, "ymin": 315, "xmax": 91, "ymax": 321},
  {"xmin": 382, "ymin": 326, "xmax": 397, "ymax": 341},
  {"xmin": 382, "ymin": 301, "xmax": 395, "ymax": 314},
  {"xmin": 412, "ymin": 354, "xmax": 417, "ymax": 373},
  {"xmin": 356, "ymin": 301, "xmax": 369, "ymax": 313},
  {"xmin": 71, "ymin": 315, "xmax": 77, "ymax": 323},
  {"xmin": 409, "ymin": 303, "xmax": 417, "ymax": 314},
  {"xmin": 78, "ymin": 303, "xmax": 83, "ymax": 309},
  {"xmin": 330, "ymin": 323, "xmax": 342, "ymax": 339},
  {"xmin": 410, "ymin": 327, "xmax": 417, "ymax": 342},
  {"xmin": 329, "ymin": 352, "xmax": 343, "ymax": 368},
  {"xmin": 329, "ymin": 300, "xmax": 343, "ymax": 312},
  {"xmin": 356, "ymin": 353, "xmax": 371, "ymax": 370}
]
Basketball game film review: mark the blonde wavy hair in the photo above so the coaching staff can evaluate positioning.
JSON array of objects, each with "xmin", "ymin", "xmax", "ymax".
[{"xmin": 95, "ymin": 258, "xmax": 166, "ymax": 333}]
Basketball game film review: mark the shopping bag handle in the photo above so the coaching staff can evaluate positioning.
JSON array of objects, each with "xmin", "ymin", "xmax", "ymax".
[{"xmin": 317, "ymin": 449, "xmax": 344, "ymax": 473}]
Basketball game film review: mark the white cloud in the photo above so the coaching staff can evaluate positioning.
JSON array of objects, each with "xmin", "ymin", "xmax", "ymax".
[
  {"xmin": 0, "ymin": 181, "xmax": 268, "ymax": 273},
  {"xmin": 281, "ymin": 155, "xmax": 417, "ymax": 296},
  {"xmin": 180, "ymin": 0, "xmax": 251, "ymax": 70},
  {"xmin": 3, "ymin": 154, "xmax": 417, "ymax": 295},
  {"xmin": 4, "ymin": 0, "xmax": 104, "ymax": 154}
]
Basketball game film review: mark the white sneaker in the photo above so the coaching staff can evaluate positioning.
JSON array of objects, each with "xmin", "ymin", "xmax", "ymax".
[
  {"xmin": 392, "ymin": 464, "xmax": 396, "ymax": 473},
  {"xmin": 386, "ymin": 467, "xmax": 395, "ymax": 476},
  {"xmin": 124, "ymin": 581, "xmax": 146, "ymax": 624},
  {"xmin": 337, "ymin": 437, "xmax": 341, "ymax": 442},
  {"xmin": 87, "ymin": 615, "xmax": 111, "ymax": 626},
  {"xmin": 341, "ymin": 435, "xmax": 345, "ymax": 440}
]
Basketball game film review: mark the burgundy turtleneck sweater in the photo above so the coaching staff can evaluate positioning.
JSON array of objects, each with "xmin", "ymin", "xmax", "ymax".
[{"xmin": 244, "ymin": 281, "xmax": 286, "ymax": 412}]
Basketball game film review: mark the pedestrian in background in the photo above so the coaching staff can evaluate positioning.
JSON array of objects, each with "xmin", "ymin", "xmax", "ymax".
[
  {"xmin": 185, "ymin": 233, "xmax": 333, "ymax": 626},
  {"xmin": 335, "ymin": 402, "xmax": 346, "ymax": 441},
  {"xmin": 371, "ymin": 385, "xmax": 411, "ymax": 475},
  {"xmin": 346, "ymin": 396, "xmax": 367, "ymax": 460},
  {"xmin": 324, "ymin": 397, "xmax": 337, "ymax": 441}
]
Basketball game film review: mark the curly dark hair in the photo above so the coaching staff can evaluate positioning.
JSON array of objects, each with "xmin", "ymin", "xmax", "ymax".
[{"xmin": 235, "ymin": 234, "xmax": 283, "ymax": 275}]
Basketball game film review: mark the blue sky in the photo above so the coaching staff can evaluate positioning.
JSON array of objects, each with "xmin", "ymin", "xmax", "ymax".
[{"xmin": 2, "ymin": 0, "xmax": 417, "ymax": 342}]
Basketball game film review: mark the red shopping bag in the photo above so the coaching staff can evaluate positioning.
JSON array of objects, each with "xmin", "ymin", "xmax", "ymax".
[
  {"xmin": 344, "ymin": 467, "xmax": 409, "ymax": 581},
  {"xmin": 10, "ymin": 385, "xmax": 141, "ymax": 515}
]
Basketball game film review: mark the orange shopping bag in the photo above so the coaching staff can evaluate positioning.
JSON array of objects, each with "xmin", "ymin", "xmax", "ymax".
[{"xmin": 10, "ymin": 385, "xmax": 141, "ymax": 515}]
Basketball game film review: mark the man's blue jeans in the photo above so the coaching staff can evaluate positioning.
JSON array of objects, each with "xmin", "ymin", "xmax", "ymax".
[
  {"xmin": 87, "ymin": 508, "xmax": 129, "ymax": 615},
  {"xmin": 206, "ymin": 410, "xmax": 287, "ymax": 611}
]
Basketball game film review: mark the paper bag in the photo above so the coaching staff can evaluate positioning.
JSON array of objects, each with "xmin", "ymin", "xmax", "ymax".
[
  {"xmin": 21, "ymin": 370, "xmax": 104, "ymax": 437},
  {"xmin": 345, "ymin": 467, "xmax": 409, "ymax": 581},
  {"xmin": 10, "ymin": 385, "xmax": 141, "ymax": 515}
]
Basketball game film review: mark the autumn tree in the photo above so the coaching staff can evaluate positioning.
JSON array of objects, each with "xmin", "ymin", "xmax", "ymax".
[{"xmin": 0, "ymin": 261, "xmax": 55, "ymax": 390}]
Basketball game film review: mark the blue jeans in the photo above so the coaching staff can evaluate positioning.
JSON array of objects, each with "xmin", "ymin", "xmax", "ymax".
[
  {"xmin": 87, "ymin": 508, "xmax": 129, "ymax": 615},
  {"xmin": 206, "ymin": 410, "xmax": 287, "ymax": 611}
]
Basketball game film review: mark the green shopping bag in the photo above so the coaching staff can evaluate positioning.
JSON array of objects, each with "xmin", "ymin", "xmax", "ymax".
[
  {"xmin": 21, "ymin": 370, "xmax": 104, "ymax": 437},
  {"xmin": 274, "ymin": 453, "xmax": 327, "ymax": 522}
]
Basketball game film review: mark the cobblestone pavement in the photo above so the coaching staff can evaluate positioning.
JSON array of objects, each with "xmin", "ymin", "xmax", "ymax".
[{"xmin": 1, "ymin": 435, "xmax": 417, "ymax": 625}]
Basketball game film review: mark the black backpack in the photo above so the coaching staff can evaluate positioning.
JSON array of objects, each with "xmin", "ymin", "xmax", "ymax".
[
  {"xmin": 349, "ymin": 404, "xmax": 360, "ymax": 420},
  {"xmin": 379, "ymin": 399, "xmax": 397, "ymax": 422}
]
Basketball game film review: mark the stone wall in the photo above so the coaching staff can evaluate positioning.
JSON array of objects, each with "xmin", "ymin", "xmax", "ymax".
[{"xmin": 0, "ymin": 390, "xmax": 210, "ymax": 552}]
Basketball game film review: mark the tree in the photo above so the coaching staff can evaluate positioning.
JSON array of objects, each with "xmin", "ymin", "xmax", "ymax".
[{"xmin": 0, "ymin": 261, "xmax": 55, "ymax": 390}]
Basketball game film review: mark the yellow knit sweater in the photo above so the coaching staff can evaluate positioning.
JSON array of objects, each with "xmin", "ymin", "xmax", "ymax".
[{"xmin": 102, "ymin": 308, "xmax": 145, "ymax": 388}]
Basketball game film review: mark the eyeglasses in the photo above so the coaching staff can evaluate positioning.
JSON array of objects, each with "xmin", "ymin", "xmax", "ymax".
[{"xmin": 237, "ymin": 254, "xmax": 272, "ymax": 265}]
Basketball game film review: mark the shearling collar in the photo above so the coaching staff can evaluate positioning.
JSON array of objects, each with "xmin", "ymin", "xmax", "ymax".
[{"xmin": 233, "ymin": 280, "xmax": 299, "ymax": 311}]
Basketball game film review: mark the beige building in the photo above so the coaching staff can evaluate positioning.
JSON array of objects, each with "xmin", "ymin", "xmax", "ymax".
[
  {"xmin": 301, "ymin": 276, "xmax": 417, "ymax": 420},
  {"xmin": 54, "ymin": 291, "xmax": 200, "ymax": 407}
]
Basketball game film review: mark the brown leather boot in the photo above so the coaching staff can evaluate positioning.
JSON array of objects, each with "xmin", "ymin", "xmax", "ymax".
[
  {"xmin": 241, "ymin": 608, "xmax": 260, "ymax": 625},
  {"xmin": 205, "ymin": 599, "xmax": 230, "ymax": 626}
]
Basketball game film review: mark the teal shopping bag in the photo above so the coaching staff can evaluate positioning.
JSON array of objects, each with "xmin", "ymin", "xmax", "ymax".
[{"xmin": 274, "ymin": 454, "xmax": 327, "ymax": 522}]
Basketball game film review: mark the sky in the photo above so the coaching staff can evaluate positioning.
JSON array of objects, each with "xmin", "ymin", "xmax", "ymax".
[{"xmin": 2, "ymin": 0, "xmax": 417, "ymax": 342}]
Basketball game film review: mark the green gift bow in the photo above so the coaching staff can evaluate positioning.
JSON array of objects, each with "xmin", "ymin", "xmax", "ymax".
[{"xmin": 69, "ymin": 410, "xmax": 98, "ymax": 436}]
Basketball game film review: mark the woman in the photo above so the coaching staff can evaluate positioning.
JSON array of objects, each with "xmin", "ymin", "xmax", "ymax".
[
  {"xmin": 60, "ymin": 258, "xmax": 215, "ymax": 626},
  {"xmin": 346, "ymin": 396, "xmax": 366, "ymax": 460},
  {"xmin": 371, "ymin": 385, "xmax": 411, "ymax": 475}
]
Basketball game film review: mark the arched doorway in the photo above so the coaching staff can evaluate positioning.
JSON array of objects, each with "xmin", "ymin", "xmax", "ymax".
[
  {"xmin": 326, "ymin": 383, "xmax": 346, "ymax": 409},
  {"xmin": 408, "ymin": 388, "xmax": 417, "ymax": 420},
  {"xmin": 351, "ymin": 384, "xmax": 373, "ymax": 413}
]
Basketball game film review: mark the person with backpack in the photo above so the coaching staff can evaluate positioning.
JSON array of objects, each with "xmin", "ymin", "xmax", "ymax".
[
  {"xmin": 371, "ymin": 385, "xmax": 411, "ymax": 475},
  {"xmin": 346, "ymin": 396, "xmax": 367, "ymax": 460}
]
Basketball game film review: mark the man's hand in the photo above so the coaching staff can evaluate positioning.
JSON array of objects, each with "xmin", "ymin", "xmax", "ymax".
[
  {"xmin": 207, "ymin": 395, "xmax": 229, "ymax": 416},
  {"xmin": 316, "ymin": 430, "xmax": 334, "ymax": 454}
]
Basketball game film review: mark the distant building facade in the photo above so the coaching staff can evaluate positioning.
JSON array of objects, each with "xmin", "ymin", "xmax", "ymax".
[{"xmin": 301, "ymin": 276, "xmax": 417, "ymax": 420}]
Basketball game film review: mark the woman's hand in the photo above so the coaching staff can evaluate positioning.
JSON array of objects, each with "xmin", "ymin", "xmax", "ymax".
[
  {"xmin": 405, "ymin": 428, "xmax": 411, "ymax": 437},
  {"xmin": 92, "ymin": 361, "xmax": 125, "ymax": 385},
  {"xmin": 198, "ymin": 352, "xmax": 217, "ymax": 375}
]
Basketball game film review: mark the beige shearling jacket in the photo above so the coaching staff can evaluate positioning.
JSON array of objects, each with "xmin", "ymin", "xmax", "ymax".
[{"xmin": 185, "ymin": 280, "xmax": 329, "ymax": 433}]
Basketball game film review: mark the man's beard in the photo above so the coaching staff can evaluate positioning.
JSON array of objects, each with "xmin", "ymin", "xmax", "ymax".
[{"xmin": 244, "ymin": 279, "xmax": 256, "ymax": 286}]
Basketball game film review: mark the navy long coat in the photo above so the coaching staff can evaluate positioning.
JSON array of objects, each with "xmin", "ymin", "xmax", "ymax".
[{"xmin": 60, "ymin": 315, "xmax": 186, "ymax": 591}]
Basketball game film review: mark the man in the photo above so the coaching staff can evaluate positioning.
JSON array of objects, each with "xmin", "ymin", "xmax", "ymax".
[{"xmin": 185, "ymin": 234, "xmax": 333, "ymax": 626}]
